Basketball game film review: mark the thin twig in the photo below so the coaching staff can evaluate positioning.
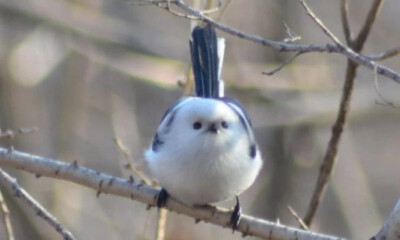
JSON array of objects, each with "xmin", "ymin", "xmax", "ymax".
[
  {"xmin": 215, "ymin": 0, "xmax": 231, "ymax": 22},
  {"xmin": 353, "ymin": 0, "xmax": 384, "ymax": 51},
  {"xmin": 113, "ymin": 137, "xmax": 134, "ymax": 169},
  {"xmin": 368, "ymin": 45, "xmax": 400, "ymax": 61},
  {"xmin": 162, "ymin": 0, "xmax": 199, "ymax": 20},
  {"xmin": 165, "ymin": 0, "xmax": 400, "ymax": 83},
  {"xmin": 300, "ymin": 0, "xmax": 386, "ymax": 228},
  {"xmin": 0, "ymin": 127, "xmax": 38, "ymax": 139},
  {"xmin": 126, "ymin": 0, "xmax": 166, "ymax": 6},
  {"xmin": 262, "ymin": 52, "xmax": 303, "ymax": 76},
  {"xmin": 2, "ymin": 0, "xmax": 399, "ymax": 82},
  {"xmin": 282, "ymin": 21, "xmax": 302, "ymax": 43},
  {"xmin": 155, "ymin": 209, "xmax": 168, "ymax": 240},
  {"xmin": 287, "ymin": 206, "xmax": 309, "ymax": 231},
  {"xmin": 373, "ymin": 65, "xmax": 400, "ymax": 109},
  {"xmin": 303, "ymin": 58, "xmax": 357, "ymax": 228},
  {"xmin": 0, "ymin": 167, "xmax": 75, "ymax": 240},
  {"xmin": 299, "ymin": 0, "xmax": 342, "ymax": 45},
  {"xmin": 113, "ymin": 137, "xmax": 150, "ymax": 183},
  {"xmin": 114, "ymin": 136, "xmax": 168, "ymax": 239},
  {"xmin": 0, "ymin": 189, "xmax": 14, "ymax": 240},
  {"xmin": 0, "ymin": 147, "xmax": 344, "ymax": 240},
  {"xmin": 202, "ymin": 0, "xmax": 221, "ymax": 14},
  {"xmin": 340, "ymin": 0, "xmax": 351, "ymax": 45}
]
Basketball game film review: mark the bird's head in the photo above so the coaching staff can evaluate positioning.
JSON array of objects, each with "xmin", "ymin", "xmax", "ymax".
[{"xmin": 173, "ymin": 98, "xmax": 245, "ymax": 145}]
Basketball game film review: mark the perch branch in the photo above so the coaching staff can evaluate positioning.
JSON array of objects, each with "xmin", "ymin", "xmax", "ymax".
[
  {"xmin": 0, "ymin": 147, "xmax": 344, "ymax": 240},
  {"xmin": 0, "ymin": 167, "xmax": 75, "ymax": 240},
  {"xmin": 1, "ymin": 148, "xmax": 399, "ymax": 240}
]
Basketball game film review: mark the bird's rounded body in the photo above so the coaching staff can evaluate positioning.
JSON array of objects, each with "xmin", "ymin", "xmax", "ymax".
[{"xmin": 145, "ymin": 97, "xmax": 262, "ymax": 206}]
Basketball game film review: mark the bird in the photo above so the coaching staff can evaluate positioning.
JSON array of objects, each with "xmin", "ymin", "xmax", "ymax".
[{"xmin": 144, "ymin": 24, "xmax": 262, "ymax": 228}]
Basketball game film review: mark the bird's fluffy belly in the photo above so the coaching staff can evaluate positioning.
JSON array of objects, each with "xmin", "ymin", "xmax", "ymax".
[{"xmin": 147, "ymin": 144, "xmax": 260, "ymax": 206}]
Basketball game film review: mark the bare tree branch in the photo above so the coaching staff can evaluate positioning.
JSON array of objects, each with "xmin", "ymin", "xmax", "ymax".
[
  {"xmin": 262, "ymin": 52, "xmax": 303, "ymax": 76},
  {"xmin": 340, "ymin": 0, "xmax": 351, "ymax": 45},
  {"xmin": 374, "ymin": 65, "xmax": 400, "ymax": 109},
  {"xmin": 1, "ymin": 0, "xmax": 398, "ymax": 82},
  {"xmin": 0, "ymin": 167, "xmax": 75, "ymax": 240},
  {"xmin": 368, "ymin": 45, "xmax": 400, "ymax": 61},
  {"xmin": 0, "ymin": 147, "xmax": 345, "ymax": 240},
  {"xmin": 125, "ymin": 0, "xmax": 400, "ymax": 83},
  {"xmin": 282, "ymin": 21, "xmax": 302, "ymax": 43},
  {"xmin": 299, "ymin": 0, "xmax": 343, "ymax": 45},
  {"xmin": 0, "ymin": 190, "xmax": 14, "ymax": 240},
  {"xmin": 156, "ymin": 209, "xmax": 168, "ymax": 240},
  {"xmin": 300, "ymin": 0, "xmax": 386, "ymax": 227},
  {"xmin": 303, "ymin": 57, "xmax": 358, "ymax": 227},
  {"xmin": 287, "ymin": 206, "xmax": 309, "ymax": 231},
  {"xmin": 0, "ymin": 127, "xmax": 38, "ymax": 140},
  {"xmin": 1, "ymin": 148, "xmax": 399, "ymax": 240},
  {"xmin": 353, "ymin": 0, "xmax": 384, "ymax": 51}
]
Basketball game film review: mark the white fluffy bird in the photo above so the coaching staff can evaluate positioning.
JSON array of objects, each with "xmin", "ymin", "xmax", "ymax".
[{"xmin": 144, "ymin": 24, "xmax": 262, "ymax": 228}]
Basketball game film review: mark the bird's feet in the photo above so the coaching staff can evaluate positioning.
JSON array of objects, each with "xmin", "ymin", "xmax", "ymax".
[
  {"xmin": 230, "ymin": 196, "xmax": 242, "ymax": 231},
  {"xmin": 156, "ymin": 188, "xmax": 169, "ymax": 208}
]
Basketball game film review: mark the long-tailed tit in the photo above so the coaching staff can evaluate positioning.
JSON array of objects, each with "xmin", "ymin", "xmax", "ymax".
[{"xmin": 144, "ymin": 24, "xmax": 262, "ymax": 228}]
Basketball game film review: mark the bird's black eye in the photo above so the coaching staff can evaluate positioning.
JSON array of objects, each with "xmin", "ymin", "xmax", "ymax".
[
  {"xmin": 221, "ymin": 121, "xmax": 228, "ymax": 129},
  {"xmin": 193, "ymin": 122, "xmax": 202, "ymax": 130}
]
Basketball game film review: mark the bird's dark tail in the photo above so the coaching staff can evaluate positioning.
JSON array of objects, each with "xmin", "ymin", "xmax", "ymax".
[{"xmin": 190, "ymin": 24, "xmax": 224, "ymax": 98}]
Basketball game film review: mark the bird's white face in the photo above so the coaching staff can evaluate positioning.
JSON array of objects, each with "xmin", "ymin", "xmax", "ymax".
[{"xmin": 172, "ymin": 98, "xmax": 245, "ymax": 147}]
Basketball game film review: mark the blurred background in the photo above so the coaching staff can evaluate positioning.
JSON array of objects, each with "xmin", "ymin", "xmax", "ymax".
[{"xmin": 0, "ymin": 0, "xmax": 399, "ymax": 239}]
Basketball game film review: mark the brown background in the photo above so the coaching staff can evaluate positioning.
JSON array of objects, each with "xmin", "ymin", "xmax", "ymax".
[{"xmin": 0, "ymin": 0, "xmax": 399, "ymax": 239}]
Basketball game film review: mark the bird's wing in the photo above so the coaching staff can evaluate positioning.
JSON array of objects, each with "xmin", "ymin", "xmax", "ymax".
[
  {"xmin": 221, "ymin": 97, "xmax": 258, "ymax": 159},
  {"xmin": 151, "ymin": 97, "xmax": 195, "ymax": 152}
]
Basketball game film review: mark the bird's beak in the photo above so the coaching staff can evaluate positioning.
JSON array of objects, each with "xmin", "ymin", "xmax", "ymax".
[{"xmin": 207, "ymin": 123, "xmax": 220, "ymax": 134}]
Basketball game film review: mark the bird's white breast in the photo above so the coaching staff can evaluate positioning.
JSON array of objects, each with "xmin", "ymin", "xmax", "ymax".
[{"xmin": 145, "ymin": 98, "xmax": 262, "ymax": 206}]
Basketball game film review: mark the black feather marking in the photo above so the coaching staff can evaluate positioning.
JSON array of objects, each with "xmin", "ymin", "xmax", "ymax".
[
  {"xmin": 221, "ymin": 97, "xmax": 253, "ymax": 126},
  {"xmin": 249, "ymin": 144, "xmax": 257, "ymax": 159},
  {"xmin": 220, "ymin": 98, "xmax": 258, "ymax": 156},
  {"xmin": 163, "ymin": 110, "xmax": 176, "ymax": 134},
  {"xmin": 221, "ymin": 99, "xmax": 251, "ymax": 134},
  {"xmin": 190, "ymin": 25, "xmax": 219, "ymax": 98},
  {"xmin": 158, "ymin": 100, "xmax": 180, "ymax": 124},
  {"xmin": 152, "ymin": 133, "xmax": 164, "ymax": 152}
]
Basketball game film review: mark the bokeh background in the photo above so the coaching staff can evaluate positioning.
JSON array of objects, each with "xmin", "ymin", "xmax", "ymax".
[{"xmin": 0, "ymin": 0, "xmax": 399, "ymax": 239}]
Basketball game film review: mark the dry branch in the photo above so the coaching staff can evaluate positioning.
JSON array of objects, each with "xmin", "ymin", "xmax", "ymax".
[
  {"xmin": 352, "ymin": 0, "xmax": 384, "ymax": 50},
  {"xmin": 340, "ymin": 0, "xmax": 351, "ymax": 45},
  {"xmin": 1, "ymin": 0, "xmax": 398, "ymax": 82},
  {"xmin": 301, "ymin": 0, "xmax": 386, "ymax": 227},
  {"xmin": 128, "ymin": 0, "xmax": 400, "ymax": 83},
  {"xmin": 368, "ymin": 45, "xmax": 400, "ymax": 61},
  {"xmin": 0, "ymin": 167, "xmax": 75, "ymax": 240},
  {"xmin": 0, "ymin": 189, "xmax": 14, "ymax": 240},
  {"xmin": 0, "ymin": 147, "xmax": 344, "ymax": 240},
  {"xmin": 0, "ymin": 148, "xmax": 399, "ymax": 240}
]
